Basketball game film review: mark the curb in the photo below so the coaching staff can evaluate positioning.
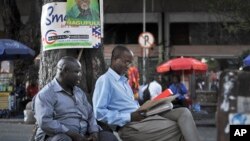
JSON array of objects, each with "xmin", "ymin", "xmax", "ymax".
[
  {"xmin": 0, "ymin": 118, "xmax": 216, "ymax": 126},
  {"xmin": 0, "ymin": 118, "xmax": 24, "ymax": 123},
  {"xmin": 195, "ymin": 119, "xmax": 216, "ymax": 127}
]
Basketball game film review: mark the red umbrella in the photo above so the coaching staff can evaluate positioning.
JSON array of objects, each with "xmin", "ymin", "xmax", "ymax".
[
  {"xmin": 156, "ymin": 57, "xmax": 208, "ymax": 101},
  {"xmin": 156, "ymin": 57, "xmax": 208, "ymax": 74}
]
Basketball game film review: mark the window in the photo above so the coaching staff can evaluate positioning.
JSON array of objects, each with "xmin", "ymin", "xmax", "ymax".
[
  {"xmin": 104, "ymin": 23, "xmax": 158, "ymax": 44},
  {"xmin": 170, "ymin": 23, "xmax": 189, "ymax": 45}
]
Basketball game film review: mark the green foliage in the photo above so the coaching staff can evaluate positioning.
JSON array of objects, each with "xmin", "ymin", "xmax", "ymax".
[
  {"xmin": 206, "ymin": 59, "xmax": 219, "ymax": 71},
  {"xmin": 208, "ymin": 0, "xmax": 250, "ymax": 32}
]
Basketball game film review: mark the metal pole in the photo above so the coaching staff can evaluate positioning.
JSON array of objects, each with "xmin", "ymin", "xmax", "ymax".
[
  {"xmin": 142, "ymin": 0, "xmax": 147, "ymax": 84},
  {"xmin": 100, "ymin": 0, "xmax": 104, "ymax": 38}
]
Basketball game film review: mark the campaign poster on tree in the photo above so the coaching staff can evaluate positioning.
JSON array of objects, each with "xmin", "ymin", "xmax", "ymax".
[
  {"xmin": 41, "ymin": 2, "xmax": 101, "ymax": 51},
  {"xmin": 66, "ymin": 0, "xmax": 100, "ymax": 26}
]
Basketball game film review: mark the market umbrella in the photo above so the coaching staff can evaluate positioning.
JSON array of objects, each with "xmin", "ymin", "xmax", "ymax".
[
  {"xmin": 156, "ymin": 57, "xmax": 208, "ymax": 74},
  {"xmin": 243, "ymin": 55, "xmax": 250, "ymax": 67},
  {"xmin": 156, "ymin": 57, "xmax": 208, "ymax": 100},
  {"xmin": 0, "ymin": 39, "xmax": 35, "ymax": 61},
  {"xmin": 242, "ymin": 55, "xmax": 250, "ymax": 71}
]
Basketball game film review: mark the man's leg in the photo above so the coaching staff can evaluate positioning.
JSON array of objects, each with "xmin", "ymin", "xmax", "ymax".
[
  {"xmin": 160, "ymin": 107, "xmax": 201, "ymax": 141},
  {"xmin": 118, "ymin": 115, "xmax": 184, "ymax": 141},
  {"xmin": 46, "ymin": 134, "xmax": 72, "ymax": 141},
  {"xmin": 98, "ymin": 131, "xmax": 118, "ymax": 141}
]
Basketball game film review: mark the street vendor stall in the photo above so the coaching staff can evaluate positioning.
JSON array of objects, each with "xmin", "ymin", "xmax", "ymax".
[
  {"xmin": 0, "ymin": 61, "xmax": 14, "ymax": 110},
  {"xmin": 156, "ymin": 57, "xmax": 208, "ymax": 98},
  {"xmin": 0, "ymin": 39, "xmax": 35, "ymax": 112}
]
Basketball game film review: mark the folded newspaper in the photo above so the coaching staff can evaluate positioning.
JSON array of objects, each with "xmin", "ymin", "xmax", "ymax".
[
  {"xmin": 137, "ymin": 89, "xmax": 179, "ymax": 116},
  {"xmin": 144, "ymin": 101, "xmax": 173, "ymax": 116}
]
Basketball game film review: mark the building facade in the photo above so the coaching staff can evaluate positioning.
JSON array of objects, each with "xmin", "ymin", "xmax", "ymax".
[{"xmin": 1, "ymin": 0, "xmax": 250, "ymax": 84}]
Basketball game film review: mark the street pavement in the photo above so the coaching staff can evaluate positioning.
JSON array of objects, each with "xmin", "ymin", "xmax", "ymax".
[
  {"xmin": 0, "ymin": 121, "xmax": 33, "ymax": 141},
  {"xmin": 0, "ymin": 119, "xmax": 217, "ymax": 141},
  {"xmin": 198, "ymin": 126, "xmax": 217, "ymax": 141}
]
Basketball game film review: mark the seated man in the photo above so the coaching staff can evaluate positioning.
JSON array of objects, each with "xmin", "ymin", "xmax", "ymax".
[
  {"xmin": 168, "ymin": 74, "xmax": 190, "ymax": 108},
  {"xmin": 33, "ymin": 56, "xmax": 117, "ymax": 141},
  {"xmin": 93, "ymin": 45, "xmax": 201, "ymax": 141}
]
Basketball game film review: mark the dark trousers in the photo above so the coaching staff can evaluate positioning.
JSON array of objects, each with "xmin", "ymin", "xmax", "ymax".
[{"xmin": 46, "ymin": 131, "xmax": 118, "ymax": 141}]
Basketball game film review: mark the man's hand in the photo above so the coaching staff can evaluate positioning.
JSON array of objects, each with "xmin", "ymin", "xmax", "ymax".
[
  {"xmin": 87, "ymin": 132, "xmax": 98, "ymax": 141},
  {"xmin": 131, "ymin": 110, "xmax": 146, "ymax": 121},
  {"xmin": 66, "ymin": 130, "xmax": 88, "ymax": 141}
]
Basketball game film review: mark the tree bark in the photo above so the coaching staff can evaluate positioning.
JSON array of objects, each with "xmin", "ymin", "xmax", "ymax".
[
  {"xmin": 0, "ymin": 0, "xmax": 41, "ymax": 83},
  {"xmin": 208, "ymin": 0, "xmax": 250, "ymax": 31},
  {"xmin": 1, "ymin": 0, "xmax": 105, "ymax": 98},
  {"xmin": 0, "ymin": 0, "xmax": 22, "ymax": 39}
]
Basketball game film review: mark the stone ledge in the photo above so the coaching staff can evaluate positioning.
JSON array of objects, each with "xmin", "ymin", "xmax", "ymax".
[
  {"xmin": 200, "ymin": 102, "xmax": 217, "ymax": 106},
  {"xmin": 195, "ymin": 118, "xmax": 216, "ymax": 127}
]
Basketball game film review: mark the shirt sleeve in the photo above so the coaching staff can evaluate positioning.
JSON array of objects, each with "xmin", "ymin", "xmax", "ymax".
[
  {"xmin": 34, "ymin": 90, "xmax": 69, "ymax": 135},
  {"xmin": 169, "ymin": 84, "xmax": 176, "ymax": 94},
  {"xmin": 158, "ymin": 84, "xmax": 162, "ymax": 94},
  {"xmin": 93, "ymin": 76, "xmax": 131, "ymax": 127},
  {"xmin": 81, "ymin": 91, "xmax": 100, "ymax": 133},
  {"xmin": 180, "ymin": 83, "xmax": 188, "ymax": 95}
]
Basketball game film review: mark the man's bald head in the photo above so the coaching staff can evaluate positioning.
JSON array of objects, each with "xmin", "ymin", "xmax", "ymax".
[
  {"xmin": 56, "ymin": 56, "xmax": 82, "ymax": 88},
  {"xmin": 57, "ymin": 56, "xmax": 80, "ymax": 73}
]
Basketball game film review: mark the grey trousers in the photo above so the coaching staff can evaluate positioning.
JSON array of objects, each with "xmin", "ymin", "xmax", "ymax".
[{"xmin": 118, "ymin": 108, "xmax": 201, "ymax": 141}]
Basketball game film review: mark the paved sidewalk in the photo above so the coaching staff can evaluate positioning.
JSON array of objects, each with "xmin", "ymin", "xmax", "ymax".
[
  {"xmin": 0, "ymin": 118, "xmax": 24, "ymax": 123},
  {"xmin": 0, "ymin": 117, "xmax": 217, "ymax": 141},
  {"xmin": 0, "ymin": 120, "xmax": 217, "ymax": 141},
  {"xmin": 198, "ymin": 126, "xmax": 216, "ymax": 141},
  {"xmin": 0, "ymin": 122, "xmax": 34, "ymax": 141}
]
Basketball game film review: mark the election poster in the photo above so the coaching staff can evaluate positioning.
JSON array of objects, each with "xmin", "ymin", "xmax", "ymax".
[
  {"xmin": 41, "ymin": 2, "xmax": 101, "ymax": 51},
  {"xmin": 66, "ymin": 0, "xmax": 100, "ymax": 26}
]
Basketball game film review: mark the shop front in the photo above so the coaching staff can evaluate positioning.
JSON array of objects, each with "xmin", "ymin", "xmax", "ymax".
[{"xmin": 0, "ymin": 61, "xmax": 14, "ymax": 111}]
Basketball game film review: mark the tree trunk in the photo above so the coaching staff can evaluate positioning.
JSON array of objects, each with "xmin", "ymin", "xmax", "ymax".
[
  {"xmin": 0, "ymin": 0, "xmax": 22, "ymax": 39},
  {"xmin": 1, "ymin": 0, "xmax": 105, "ymax": 98},
  {"xmin": 39, "ymin": 0, "xmax": 106, "ymax": 98},
  {"xmin": 0, "ymin": 0, "xmax": 41, "ymax": 83}
]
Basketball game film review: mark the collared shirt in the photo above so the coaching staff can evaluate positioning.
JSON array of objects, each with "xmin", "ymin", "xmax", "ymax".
[
  {"xmin": 34, "ymin": 79, "xmax": 99, "ymax": 140},
  {"xmin": 138, "ymin": 84, "xmax": 147, "ymax": 100},
  {"xmin": 93, "ymin": 68, "xmax": 139, "ymax": 127},
  {"xmin": 149, "ymin": 80, "xmax": 162, "ymax": 99},
  {"xmin": 169, "ymin": 82, "xmax": 188, "ymax": 100},
  {"xmin": 169, "ymin": 83, "xmax": 187, "ymax": 95}
]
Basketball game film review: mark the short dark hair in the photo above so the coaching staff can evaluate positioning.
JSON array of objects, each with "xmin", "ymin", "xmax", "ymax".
[
  {"xmin": 172, "ymin": 74, "xmax": 181, "ymax": 82},
  {"xmin": 111, "ymin": 45, "xmax": 131, "ymax": 61},
  {"xmin": 57, "ymin": 56, "xmax": 78, "ymax": 71}
]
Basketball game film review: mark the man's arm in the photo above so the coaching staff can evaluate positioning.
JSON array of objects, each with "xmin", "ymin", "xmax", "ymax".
[
  {"xmin": 34, "ymin": 90, "xmax": 69, "ymax": 135},
  {"xmin": 92, "ymin": 77, "xmax": 131, "ymax": 127},
  {"xmin": 80, "ymin": 90, "xmax": 99, "ymax": 133},
  {"xmin": 180, "ymin": 83, "xmax": 188, "ymax": 95}
]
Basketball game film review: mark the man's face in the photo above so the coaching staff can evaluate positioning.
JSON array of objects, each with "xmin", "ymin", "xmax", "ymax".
[
  {"xmin": 64, "ymin": 61, "xmax": 82, "ymax": 87},
  {"xmin": 113, "ymin": 51, "xmax": 133, "ymax": 75},
  {"xmin": 173, "ymin": 76, "xmax": 178, "ymax": 83},
  {"xmin": 76, "ymin": 0, "xmax": 90, "ymax": 10},
  {"xmin": 157, "ymin": 75, "xmax": 162, "ymax": 83}
]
